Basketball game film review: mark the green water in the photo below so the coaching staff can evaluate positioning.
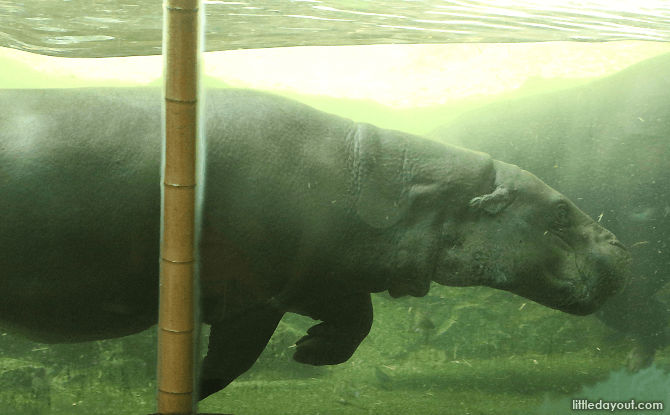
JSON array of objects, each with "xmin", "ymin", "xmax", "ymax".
[
  {"xmin": 5, "ymin": 349, "xmax": 663, "ymax": 414},
  {"xmin": 4, "ymin": 285, "xmax": 668, "ymax": 414},
  {"xmin": 2, "ymin": 42, "xmax": 670, "ymax": 414}
]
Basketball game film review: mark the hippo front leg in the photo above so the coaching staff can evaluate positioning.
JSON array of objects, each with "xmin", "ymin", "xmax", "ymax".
[
  {"xmin": 199, "ymin": 303, "xmax": 283, "ymax": 400},
  {"xmin": 292, "ymin": 292, "xmax": 373, "ymax": 366}
]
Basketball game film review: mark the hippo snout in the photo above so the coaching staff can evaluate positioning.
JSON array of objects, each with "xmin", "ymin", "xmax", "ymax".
[
  {"xmin": 587, "ymin": 236, "xmax": 630, "ymax": 304},
  {"xmin": 596, "ymin": 225, "xmax": 627, "ymax": 252},
  {"xmin": 589, "ymin": 224, "xmax": 629, "ymax": 258}
]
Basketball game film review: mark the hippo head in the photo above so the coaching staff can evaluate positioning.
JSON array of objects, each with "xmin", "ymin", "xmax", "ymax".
[
  {"xmin": 351, "ymin": 128, "xmax": 627, "ymax": 316},
  {"xmin": 434, "ymin": 160, "xmax": 629, "ymax": 316}
]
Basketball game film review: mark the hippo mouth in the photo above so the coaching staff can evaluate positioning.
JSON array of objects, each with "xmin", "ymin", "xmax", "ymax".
[{"xmin": 557, "ymin": 240, "xmax": 629, "ymax": 316}]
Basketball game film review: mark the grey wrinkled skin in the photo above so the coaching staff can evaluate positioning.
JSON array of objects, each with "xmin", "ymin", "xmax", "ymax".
[{"xmin": 0, "ymin": 88, "xmax": 629, "ymax": 400}]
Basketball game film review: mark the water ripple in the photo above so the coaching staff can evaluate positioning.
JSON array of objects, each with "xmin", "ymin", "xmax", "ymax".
[{"xmin": 0, "ymin": 0, "xmax": 668, "ymax": 57}]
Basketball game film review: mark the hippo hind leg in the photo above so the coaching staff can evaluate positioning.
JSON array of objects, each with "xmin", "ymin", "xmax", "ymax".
[
  {"xmin": 199, "ymin": 303, "xmax": 283, "ymax": 400},
  {"xmin": 293, "ymin": 292, "xmax": 373, "ymax": 366}
]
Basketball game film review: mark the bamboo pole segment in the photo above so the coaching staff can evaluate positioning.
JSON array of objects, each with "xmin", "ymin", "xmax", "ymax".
[{"xmin": 157, "ymin": 0, "xmax": 202, "ymax": 413}]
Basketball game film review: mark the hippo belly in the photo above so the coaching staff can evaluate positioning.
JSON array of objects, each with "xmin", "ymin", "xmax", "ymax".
[{"xmin": 0, "ymin": 88, "xmax": 164, "ymax": 343}]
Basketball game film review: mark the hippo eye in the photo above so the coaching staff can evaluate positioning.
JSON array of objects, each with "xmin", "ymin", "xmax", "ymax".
[{"xmin": 554, "ymin": 203, "xmax": 571, "ymax": 228}]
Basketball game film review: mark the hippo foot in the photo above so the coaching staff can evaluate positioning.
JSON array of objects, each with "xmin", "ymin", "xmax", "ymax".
[
  {"xmin": 292, "ymin": 323, "xmax": 359, "ymax": 366},
  {"xmin": 625, "ymin": 343, "xmax": 655, "ymax": 372},
  {"xmin": 625, "ymin": 328, "xmax": 670, "ymax": 372}
]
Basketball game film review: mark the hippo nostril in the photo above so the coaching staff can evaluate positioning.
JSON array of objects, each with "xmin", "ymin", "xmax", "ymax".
[{"xmin": 608, "ymin": 239, "xmax": 627, "ymax": 251}]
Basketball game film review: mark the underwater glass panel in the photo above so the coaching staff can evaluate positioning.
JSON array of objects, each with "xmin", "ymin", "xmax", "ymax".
[{"xmin": 1, "ymin": 1, "xmax": 670, "ymax": 415}]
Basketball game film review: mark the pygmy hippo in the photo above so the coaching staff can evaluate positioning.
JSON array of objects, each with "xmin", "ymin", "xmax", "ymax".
[{"xmin": 0, "ymin": 88, "xmax": 629, "ymax": 400}]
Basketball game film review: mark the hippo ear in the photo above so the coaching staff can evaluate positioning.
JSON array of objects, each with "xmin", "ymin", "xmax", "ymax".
[
  {"xmin": 353, "ymin": 124, "xmax": 412, "ymax": 228},
  {"xmin": 469, "ymin": 186, "xmax": 511, "ymax": 215}
]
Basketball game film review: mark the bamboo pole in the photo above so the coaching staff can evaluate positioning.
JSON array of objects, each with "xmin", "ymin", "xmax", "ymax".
[{"xmin": 157, "ymin": 0, "xmax": 201, "ymax": 413}]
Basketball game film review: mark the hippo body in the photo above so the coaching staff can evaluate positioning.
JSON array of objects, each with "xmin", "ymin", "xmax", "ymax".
[
  {"xmin": 429, "ymin": 52, "xmax": 670, "ymax": 367},
  {"xmin": 0, "ymin": 88, "xmax": 628, "ymax": 400}
]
